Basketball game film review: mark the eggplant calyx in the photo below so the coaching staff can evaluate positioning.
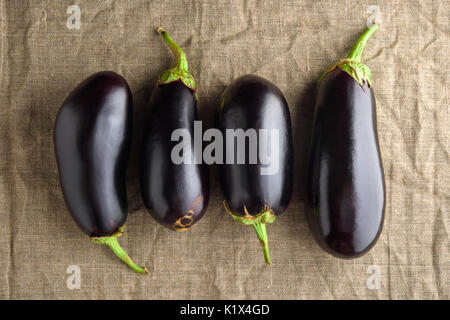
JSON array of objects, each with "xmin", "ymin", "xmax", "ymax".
[
  {"xmin": 317, "ymin": 24, "xmax": 379, "ymax": 88},
  {"xmin": 338, "ymin": 59, "xmax": 372, "ymax": 87},
  {"xmin": 91, "ymin": 225, "xmax": 148, "ymax": 275},
  {"xmin": 223, "ymin": 201, "xmax": 275, "ymax": 265},
  {"xmin": 318, "ymin": 59, "xmax": 373, "ymax": 87},
  {"xmin": 156, "ymin": 27, "xmax": 196, "ymax": 91}
]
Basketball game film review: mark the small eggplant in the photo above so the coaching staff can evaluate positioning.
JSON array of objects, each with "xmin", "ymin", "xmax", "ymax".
[
  {"xmin": 218, "ymin": 75, "xmax": 293, "ymax": 264},
  {"xmin": 305, "ymin": 24, "xmax": 385, "ymax": 258},
  {"xmin": 140, "ymin": 29, "xmax": 209, "ymax": 231},
  {"xmin": 54, "ymin": 71, "xmax": 147, "ymax": 274}
]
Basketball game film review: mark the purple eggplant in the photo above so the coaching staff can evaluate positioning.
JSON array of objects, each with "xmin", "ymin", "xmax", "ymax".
[
  {"xmin": 218, "ymin": 75, "xmax": 293, "ymax": 264},
  {"xmin": 140, "ymin": 29, "xmax": 209, "ymax": 231},
  {"xmin": 54, "ymin": 71, "xmax": 147, "ymax": 274},
  {"xmin": 305, "ymin": 24, "xmax": 385, "ymax": 258}
]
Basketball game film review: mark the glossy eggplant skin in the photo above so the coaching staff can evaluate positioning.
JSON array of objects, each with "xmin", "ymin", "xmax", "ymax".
[
  {"xmin": 305, "ymin": 69, "xmax": 385, "ymax": 258},
  {"xmin": 54, "ymin": 71, "xmax": 133, "ymax": 237},
  {"xmin": 140, "ymin": 80, "xmax": 209, "ymax": 231},
  {"xmin": 219, "ymin": 75, "xmax": 293, "ymax": 216}
]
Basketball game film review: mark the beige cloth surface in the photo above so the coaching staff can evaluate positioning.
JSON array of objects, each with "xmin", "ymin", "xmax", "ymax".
[{"xmin": 0, "ymin": 0, "xmax": 448, "ymax": 299}]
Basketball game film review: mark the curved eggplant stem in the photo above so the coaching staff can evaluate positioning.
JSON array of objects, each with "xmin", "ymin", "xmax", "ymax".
[
  {"xmin": 157, "ymin": 27, "xmax": 189, "ymax": 73},
  {"xmin": 156, "ymin": 27, "xmax": 196, "ymax": 90},
  {"xmin": 91, "ymin": 226, "xmax": 148, "ymax": 275},
  {"xmin": 346, "ymin": 24, "xmax": 379, "ymax": 62},
  {"xmin": 318, "ymin": 24, "xmax": 379, "ymax": 87}
]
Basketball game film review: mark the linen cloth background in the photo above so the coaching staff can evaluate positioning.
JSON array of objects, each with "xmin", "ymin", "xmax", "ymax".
[{"xmin": 0, "ymin": 0, "xmax": 448, "ymax": 299}]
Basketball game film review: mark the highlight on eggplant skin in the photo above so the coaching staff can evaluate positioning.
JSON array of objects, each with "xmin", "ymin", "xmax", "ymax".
[
  {"xmin": 219, "ymin": 74, "xmax": 294, "ymax": 264},
  {"xmin": 54, "ymin": 71, "xmax": 147, "ymax": 274},
  {"xmin": 55, "ymin": 71, "xmax": 131, "ymax": 237},
  {"xmin": 305, "ymin": 24, "xmax": 385, "ymax": 259},
  {"xmin": 140, "ymin": 28, "xmax": 209, "ymax": 232}
]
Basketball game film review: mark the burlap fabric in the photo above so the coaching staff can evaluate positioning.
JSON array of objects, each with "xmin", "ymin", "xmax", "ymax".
[{"xmin": 0, "ymin": 0, "xmax": 448, "ymax": 299}]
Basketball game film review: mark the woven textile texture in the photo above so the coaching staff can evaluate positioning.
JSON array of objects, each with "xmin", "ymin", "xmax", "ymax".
[{"xmin": 0, "ymin": 0, "xmax": 448, "ymax": 299}]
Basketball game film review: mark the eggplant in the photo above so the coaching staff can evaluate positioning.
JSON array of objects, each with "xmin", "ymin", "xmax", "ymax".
[
  {"xmin": 218, "ymin": 75, "xmax": 293, "ymax": 264},
  {"xmin": 305, "ymin": 24, "xmax": 385, "ymax": 258},
  {"xmin": 140, "ymin": 29, "xmax": 209, "ymax": 231},
  {"xmin": 54, "ymin": 71, "xmax": 147, "ymax": 274}
]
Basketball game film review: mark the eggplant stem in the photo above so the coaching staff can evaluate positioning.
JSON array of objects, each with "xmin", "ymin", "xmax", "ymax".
[
  {"xmin": 223, "ymin": 201, "xmax": 275, "ymax": 265},
  {"xmin": 157, "ymin": 27, "xmax": 189, "ymax": 73},
  {"xmin": 252, "ymin": 222, "xmax": 271, "ymax": 265},
  {"xmin": 91, "ymin": 226, "xmax": 148, "ymax": 275},
  {"xmin": 317, "ymin": 24, "xmax": 379, "ymax": 87},
  {"xmin": 156, "ymin": 27, "xmax": 196, "ymax": 91},
  {"xmin": 346, "ymin": 24, "xmax": 379, "ymax": 62}
]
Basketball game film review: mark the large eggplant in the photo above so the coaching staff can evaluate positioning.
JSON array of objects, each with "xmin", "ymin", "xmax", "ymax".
[
  {"xmin": 305, "ymin": 24, "xmax": 385, "ymax": 258},
  {"xmin": 54, "ymin": 71, "xmax": 147, "ymax": 274},
  {"xmin": 140, "ymin": 29, "xmax": 209, "ymax": 231},
  {"xmin": 218, "ymin": 75, "xmax": 293, "ymax": 264}
]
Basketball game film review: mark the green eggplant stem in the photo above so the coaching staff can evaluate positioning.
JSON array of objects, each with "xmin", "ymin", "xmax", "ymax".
[
  {"xmin": 317, "ymin": 24, "xmax": 379, "ymax": 87},
  {"xmin": 156, "ymin": 27, "xmax": 196, "ymax": 90},
  {"xmin": 252, "ymin": 222, "xmax": 271, "ymax": 265},
  {"xmin": 346, "ymin": 24, "xmax": 379, "ymax": 62},
  {"xmin": 157, "ymin": 27, "xmax": 189, "ymax": 74},
  {"xmin": 223, "ymin": 201, "xmax": 275, "ymax": 265},
  {"xmin": 91, "ymin": 226, "xmax": 148, "ymax": 275}
]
